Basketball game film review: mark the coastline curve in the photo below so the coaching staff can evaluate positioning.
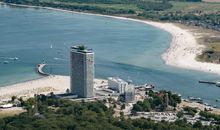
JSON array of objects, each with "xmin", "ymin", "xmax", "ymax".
[{"xmin": 1, "ymin": 2, "xmax": 220, "ymax": 75}]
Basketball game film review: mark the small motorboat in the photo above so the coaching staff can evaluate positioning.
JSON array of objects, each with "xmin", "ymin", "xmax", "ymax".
[
  {"xmin": 188, "ymin": 96, "xmax": 203, "ymax": 102},
  {"xmin": 3, "ymin": 61, "xmax": 9, "ymax": 64}
]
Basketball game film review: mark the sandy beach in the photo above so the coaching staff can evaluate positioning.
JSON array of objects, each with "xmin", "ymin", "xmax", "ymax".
[
  {"xmin": 0, "ymin": 75, "xmax": 69, "ymax": 101},
  {"xmin": 144, "ymin": 22, "xmax": 220, "ymax": 75},
  {"xmin": 0, "ymin": 75, "xmax": 105, "ymax": 101}
]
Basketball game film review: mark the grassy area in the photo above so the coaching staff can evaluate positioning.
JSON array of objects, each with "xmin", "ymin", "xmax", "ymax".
[
  {"xmin": 200, "ymin": 34, "xmax": 220, "ymax": 62},
  {"xmin": 43, "ymin": 0, "xmax": 141, "ymax": 11},
  {"xmin": 197, "ymin": 42, "xmax": 220, "ymax": 63},
  {"xmin": 42, "ymin": 0, "xmax": 220, "ymax": 13},
  {"xmin": 8, "ymin": 0, "xmax": 220, "ymax": 13},
  {"xmin": 203, "ymin": 0, "xmax": 220, "ymax": 3},
  {"xmin": 207, "ymin": 43, "xmax": 220, "ymax": 52},
  {"xmin": 169, "ymin": 1, "xmax": 220, "ymax": 12}
]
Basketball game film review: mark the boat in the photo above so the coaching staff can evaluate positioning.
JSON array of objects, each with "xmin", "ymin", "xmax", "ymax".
[
  {"xmin": 54, "ymin": 57, "xmax": 60, "ymax": 60},
  {"xmin": 50, "ymin": 44, "xmax": 53, "ymax": 49},
  {"xmin": 3, "ymin": 61, "xmax": 9, "ymax": 64},
  {"xmin": 144, "ymin": 84, "xmax": 155, "ymax": 90},
  {"xmin": 203, "ymin": 103, "xmax": 211, "ymax": 106},
  {"xmin": 188, "ymin": 96, "xmax": 203, "ymax": 102}
]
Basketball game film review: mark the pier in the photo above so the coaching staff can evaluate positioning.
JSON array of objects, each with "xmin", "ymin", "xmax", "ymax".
[
  {"xmin": 198, "ymin": 80, "xmax": 216, "ymax": 84},
  {"xmin": 199, "ymin": 80, "xmax": 220, "ymax": 87},
  {"xmin": 37, "ymin": 64, "xmax": 49, "ymax": 76}
]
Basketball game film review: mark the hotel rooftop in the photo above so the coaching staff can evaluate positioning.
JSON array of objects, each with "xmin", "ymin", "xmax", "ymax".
[{"xmin": 71, "ymin": 45, "xmax": 93, "ymax": 53}]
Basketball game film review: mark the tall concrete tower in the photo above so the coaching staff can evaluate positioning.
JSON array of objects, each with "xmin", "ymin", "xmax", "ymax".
[{"xmin": 70, "ymin": 45, "xmax": 94, "ymax": 98}]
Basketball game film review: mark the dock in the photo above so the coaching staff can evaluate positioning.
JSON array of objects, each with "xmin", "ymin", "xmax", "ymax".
[
  {"xmin": 37, "ymin": 64, "xmax": 49, "ymax": 76},
  {"xmin": 199, "ymin": 80, "xmax": 220, "ymax": 87},
  {"xmin": 198, "ymin": 80, "xmax": 216, "ymax": 84}
]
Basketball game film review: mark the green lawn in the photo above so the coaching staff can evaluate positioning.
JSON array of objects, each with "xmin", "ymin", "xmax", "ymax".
[
  {"xmin": 169, "ymin": 1, "xmax": 220, "ymax": 12},
  {"xmin": 207, "ymin": 43, "xmax": 220, "ymax": 52},
  {"xmin": 39, "ymin": 0, "xmax": 220, "ymax": 13},
  {"xmin": 42, "ymin": 0, "xmax": 141, "ymax": 11}
]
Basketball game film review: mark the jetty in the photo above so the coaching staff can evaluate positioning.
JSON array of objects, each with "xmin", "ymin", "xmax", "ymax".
[
  {"xmin": 37, "ymin": 64, "xmax": 49, "ymax": 76},
  {"xmin": 199, "ymin": 80, "xmax": 220, "ymax": 87},
  {"xmin": 198, "ymin": 80, "xmax": 216, "ymax": 84}
]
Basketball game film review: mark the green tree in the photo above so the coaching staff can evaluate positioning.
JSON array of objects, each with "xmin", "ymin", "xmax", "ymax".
[
  {"xmin": 177, "ymin": 111, "xmax": 184, "ymax": 118},
  {"xmin": 132, "ymin": 103, "xmax": 143, "ymax": 112},
  {"xmin": 11, "ymin": 96, "xmax": 17, "ymax": 102},
  {"xmin": 193, "ymin": 121, "xmax": 202, "ymax": 129}
]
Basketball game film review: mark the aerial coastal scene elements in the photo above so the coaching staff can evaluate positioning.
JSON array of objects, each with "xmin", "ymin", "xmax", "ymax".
[{"xmin": 0, "ymin": 0, "xmax": 220, "ymax": 129}]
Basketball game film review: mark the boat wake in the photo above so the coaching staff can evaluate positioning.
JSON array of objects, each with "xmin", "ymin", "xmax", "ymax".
[
  {"xmin": 53, "ymin": 57, "xmax": 67, "ymax": 61},
  {"xmin": 0, "ymin": 56, "xmax": 19, "ymax": 60},
  {"xmin": 0, "ymin": 57, "xmax": 19, "ymax": 64}
]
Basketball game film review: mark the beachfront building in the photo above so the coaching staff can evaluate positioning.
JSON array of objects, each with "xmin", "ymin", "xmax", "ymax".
[
  {"xmin": 108, "ymin": 77, "xmax": 128, "ymax": 94},
  {"xmin": 108, "ymin": 77, "xmax": 135, "ymax": 103},
  {"xmin": 70, "ymin": 45, "xmax": 94, "ymax": 98}
]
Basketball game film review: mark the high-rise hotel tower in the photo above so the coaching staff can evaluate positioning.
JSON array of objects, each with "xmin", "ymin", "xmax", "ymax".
[{"xmin": 70, "ymin": 45, "xmax": 94, "ymax": 98}]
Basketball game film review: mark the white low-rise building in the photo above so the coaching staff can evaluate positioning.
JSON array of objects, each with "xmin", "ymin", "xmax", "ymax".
[
  {"xmin": 108, "ymin": 77, "xmax": 135, "ymax": 103},
  {"xmin": 108, "ymin": 77, "xmax": 128, "ymax": 94}
]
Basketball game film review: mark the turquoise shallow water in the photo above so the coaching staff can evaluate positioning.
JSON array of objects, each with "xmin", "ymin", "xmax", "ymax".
[{"xmin": 0, "ymin": 4, "xmax": 219, "ymax": 107}]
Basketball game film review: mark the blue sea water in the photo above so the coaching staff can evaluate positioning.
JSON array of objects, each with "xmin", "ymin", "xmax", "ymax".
[{"xmin": 0, "ymin": 4, "xmax": 219, "ymax": 106}]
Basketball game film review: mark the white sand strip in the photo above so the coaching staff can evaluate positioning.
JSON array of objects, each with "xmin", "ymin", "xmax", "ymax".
[
  {"xmin": 143, "ymin": 22, "xmax": 220, "ymax": 75},
  {"xmin": 0, "ymin": 75, "xmax": 69, "ymax": 101},
  {"xmin": 0, "ymin": 75, "xmax": 104, "ymax": 101}
]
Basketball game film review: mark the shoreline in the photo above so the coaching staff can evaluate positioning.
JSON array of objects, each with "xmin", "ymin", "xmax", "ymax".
[
  {"xmin": 1, "ymin": 2, "xmax": 220, "ymax": 75},
  {"xmin": 0, "ymin": 75, "xmax": 219, "ymax": 115},
  {"xmin": 0, "ymin": 75, "xmax": 70, "ymax": 101},
  {"xmin": 0, "ymin": 75, "xmax": 105, "ymax": 101}
]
